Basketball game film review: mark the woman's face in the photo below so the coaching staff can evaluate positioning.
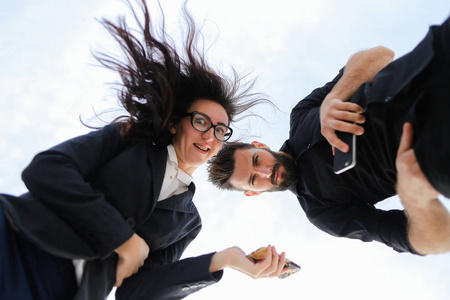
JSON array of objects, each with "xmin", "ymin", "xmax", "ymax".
[{"xmin": 171, "ymin": 98, "xmax": 229, "ymax": 175}]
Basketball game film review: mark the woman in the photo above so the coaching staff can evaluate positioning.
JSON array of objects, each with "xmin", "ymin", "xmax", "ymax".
[{"xmin": 0, "ymin": 1, "xmax": 286, "ymax": 299}]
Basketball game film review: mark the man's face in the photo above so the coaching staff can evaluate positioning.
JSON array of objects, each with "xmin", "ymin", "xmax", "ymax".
[{"xmin": 229, "ymin": 147, "xmax": 298, "ymax": 193}]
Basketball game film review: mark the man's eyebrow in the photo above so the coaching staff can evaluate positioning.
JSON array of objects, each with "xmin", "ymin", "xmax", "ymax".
[{"xmin": 248, "ymin": 153, "xmax": 257, "ymax": 186}]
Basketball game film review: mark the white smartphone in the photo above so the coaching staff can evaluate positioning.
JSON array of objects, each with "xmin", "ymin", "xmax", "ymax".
[{"xmin": 333, "ymin": 131, "xmax": 356, "ymax": 174}]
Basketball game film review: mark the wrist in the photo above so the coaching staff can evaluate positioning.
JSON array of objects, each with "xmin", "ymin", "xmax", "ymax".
[{"xmin": 209, "ymin": 250, "xmax": 229, "ymax": 273}]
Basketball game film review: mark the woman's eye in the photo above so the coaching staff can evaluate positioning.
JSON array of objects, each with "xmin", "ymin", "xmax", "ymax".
[
  {"xmin": 195, "ymin": 118, "xmax": 206, "ymax": 125},
  {"xmin": 216, "ymin": 127, "xmax": 225, "ymax": 135}
]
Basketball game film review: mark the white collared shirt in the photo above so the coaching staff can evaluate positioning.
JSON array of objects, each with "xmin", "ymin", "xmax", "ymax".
[{"xmin": 157, "ymin": 144, "xmax": 193, "ymax": 201}]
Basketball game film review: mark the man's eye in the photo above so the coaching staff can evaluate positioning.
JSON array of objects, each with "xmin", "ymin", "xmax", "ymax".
[
  {"xmin": 255, "ymin": 155, "xmax": 259, "ymax": 166},
  {"xmin": 251, "ymin": 175, "xmax": 255, "ymax": 185}
]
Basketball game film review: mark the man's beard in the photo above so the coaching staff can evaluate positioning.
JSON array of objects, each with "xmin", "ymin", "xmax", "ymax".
[{"xmin": 268, "ymin": 150, "xmax": 298, "ymax": 192}]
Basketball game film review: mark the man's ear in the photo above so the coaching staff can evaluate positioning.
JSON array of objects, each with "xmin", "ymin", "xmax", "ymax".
[
  {"xmin": 251, "ymin": 141, "xmax": 270, "ymax": 149},
  {"xmin": 244, "ymin": 190, "xmax": 262, "ymax": 197}
]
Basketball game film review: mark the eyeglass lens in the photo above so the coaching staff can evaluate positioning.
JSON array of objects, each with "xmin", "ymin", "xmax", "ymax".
[{"xmin": 191, "ymin": 113, "xmax": 231, "ymax": 141}]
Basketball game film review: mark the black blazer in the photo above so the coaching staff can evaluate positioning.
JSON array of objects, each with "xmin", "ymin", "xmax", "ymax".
[{"xmin": 0, "ymin": 124, "xmax": 222, "ymax": 299}]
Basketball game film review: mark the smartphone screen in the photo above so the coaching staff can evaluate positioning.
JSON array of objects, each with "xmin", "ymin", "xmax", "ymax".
[{"xmin": 333, "ymin": 131, "xmax": 356, "ymax": 174}]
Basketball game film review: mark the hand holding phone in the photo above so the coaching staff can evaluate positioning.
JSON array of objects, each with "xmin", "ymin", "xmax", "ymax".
[{"xmin": 247, "ymin": 247, "xmax": 301, "ymax": 279}]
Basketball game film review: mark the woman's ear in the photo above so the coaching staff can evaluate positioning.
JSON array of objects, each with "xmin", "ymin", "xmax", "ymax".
[{"xmin": 169, "ymin": 121, "xmax": 177, "ymax": 134}]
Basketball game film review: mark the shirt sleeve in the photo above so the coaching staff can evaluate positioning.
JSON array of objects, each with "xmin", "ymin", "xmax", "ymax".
[
  {"xmin": 21, "ymin": 124, "xmax": 135, "ymax": 257},
  {"xmin": 290, "ymin": 69, "xmax": 343, "ymax": 130},
  {"xmin": 285, "ymin": 69, "xmax": 344, "ymax": 151},
  {"xmin": 116, "ymin": 230, "xmax": 223, "ymax": 300},
  {"xmin": 298, "ymin": 194, "xmax": 419, "ymax": 254}
]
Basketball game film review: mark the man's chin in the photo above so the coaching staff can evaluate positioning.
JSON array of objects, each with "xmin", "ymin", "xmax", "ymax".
[{"xmin": 268, "ymin": 184, "xmax": 290, "ymax": 193}]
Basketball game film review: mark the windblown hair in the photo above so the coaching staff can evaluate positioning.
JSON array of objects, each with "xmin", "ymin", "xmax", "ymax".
[
  {"xmin": 94, "ymin": 0, "xmax": 269, "ymax": 146},
  {"xmin": 207, "ymin": 142, "xmax": 255, "ymax": 190}
]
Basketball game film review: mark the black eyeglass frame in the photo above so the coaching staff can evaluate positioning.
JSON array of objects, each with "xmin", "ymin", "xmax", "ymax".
[{"xmin": 182, "ymin": 111, "xmax": 233, "ymax": 142}]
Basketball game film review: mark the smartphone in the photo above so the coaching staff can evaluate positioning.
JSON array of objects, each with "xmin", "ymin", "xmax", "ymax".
[
  {"xmin": 247, "ymin": 247, "xmax": 301, "ymax": 279},
  {"xmin": 333, "ymin": 131, "xmax": 356, "ymax": 174}
]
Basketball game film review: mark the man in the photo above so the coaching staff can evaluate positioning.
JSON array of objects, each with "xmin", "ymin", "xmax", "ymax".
[{"xmin": 208, "ymin": 16, "xmax": 450, "ymax": 255}]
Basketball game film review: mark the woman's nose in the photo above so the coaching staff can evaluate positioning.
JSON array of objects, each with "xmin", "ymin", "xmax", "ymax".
[
  {"xmin": 202, "ymin": 128, "xmax": 215, "ymax": 141},
  {"xmin": 255, "ymin": 166, "xmax": 271, "ymax": 178}
]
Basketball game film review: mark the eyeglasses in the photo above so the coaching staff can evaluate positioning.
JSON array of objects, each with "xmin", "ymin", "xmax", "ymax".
[{"xmin": 182, "ymin": 111, "xmax": 233, "ymax": 142}]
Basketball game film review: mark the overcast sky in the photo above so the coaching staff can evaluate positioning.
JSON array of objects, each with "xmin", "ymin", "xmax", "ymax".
[{"xmin": 1, "ymin": 1, "xmax": 450, "ymax": 299}]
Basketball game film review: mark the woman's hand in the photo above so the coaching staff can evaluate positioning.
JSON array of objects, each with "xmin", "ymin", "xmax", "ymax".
[
  {"xmin": 210, "ymin": 245, "xmax": 288, "ymax": 279},
  {"xmin": 114, "ymin": 233, "xmax": 150, "ymax": 287}
]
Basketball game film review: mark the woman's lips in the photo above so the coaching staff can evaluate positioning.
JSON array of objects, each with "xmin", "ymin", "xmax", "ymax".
[{"xmin": 194, "ymin": 143, "xmax": 210, "ymax": 153}]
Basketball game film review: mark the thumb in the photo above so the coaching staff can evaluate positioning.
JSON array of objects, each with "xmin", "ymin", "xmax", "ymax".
[
  {"xmin": 397, "ymin": 123, "xmax": 414, "ymax": 156},
  {"xmin": 115, "ymin": 258, "xmax": 126, "ymax": 287}
]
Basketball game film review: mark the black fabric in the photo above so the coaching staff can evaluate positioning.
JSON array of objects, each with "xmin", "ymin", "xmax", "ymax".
[
  {"xmin": 0, "ymin": 124, "xmax": 223, "ymax": 299},
  {"xmin": 0, "ymin": 205, "xmax": 77, "ymax": 300},
  {"xmin": 282, "ymin": 16, "xmax": 450, "ymax": 254}
]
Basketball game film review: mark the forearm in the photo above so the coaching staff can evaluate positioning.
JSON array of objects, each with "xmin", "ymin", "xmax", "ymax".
[
  {"xmin": 319, "ymin": 47, "xmax": 395, "ymax": 151},
  {"xmin": 395, "ymin": 123, "xmax": 450, "ymax": 255},
  {"xmin": 326, "ymin": 46, "xmax": 395, "ymax": 101},
  {"xmin": 209, "ymin": 250, "xmax": 229, "ymax": 273},
  {"xmin": 404, "ymin": 197, "xmax": 450, "ymax": 255}
]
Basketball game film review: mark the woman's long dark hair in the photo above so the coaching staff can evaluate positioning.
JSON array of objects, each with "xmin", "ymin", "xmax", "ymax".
[{"xmin": 94, "ymin": 0, "xmax": 271, "ymax": 146}]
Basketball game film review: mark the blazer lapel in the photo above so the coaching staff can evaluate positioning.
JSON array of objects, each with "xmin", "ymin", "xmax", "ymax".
[
  {"xmin": 146, "ymin": 143, "xmax": 168, "ymax": 205},
  {"xmin": 155, "ymin": 183, "xmax": 196, "ymax": 213}
]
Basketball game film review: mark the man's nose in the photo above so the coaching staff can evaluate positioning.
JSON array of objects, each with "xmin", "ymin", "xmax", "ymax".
[{"xmin": 255, "ymin": 166, "xmax": 271, "ymax": 178}]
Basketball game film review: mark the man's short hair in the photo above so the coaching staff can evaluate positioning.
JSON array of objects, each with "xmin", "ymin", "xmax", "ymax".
[{"xmin": 207, "ymin": 142, "xmax": 255, "ymax": 190}]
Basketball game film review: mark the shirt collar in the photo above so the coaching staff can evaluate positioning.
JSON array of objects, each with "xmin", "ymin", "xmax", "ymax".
[
  {"xmin": 167, "ymin": 144, "xmax": 193, "ymax": 185},
  {"xmin": 167, "ymin": 144, "xmax": 178, "ymax": 165}
]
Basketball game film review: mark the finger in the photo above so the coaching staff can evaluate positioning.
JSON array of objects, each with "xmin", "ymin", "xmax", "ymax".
[
  {"xmin": 267, "ymin": 246, "xmax": 280, "ymax": 274},
  {"xmin": 275, "ymin": 252, "xmax": 286, "ymax": 275},
  {"xmin": 397, "ymin": 123, "xmax": 414, "ymax": 156},
  {"xmin": 330, "ymin": 117, "xmax": 364, "ymax": 135},
  {"xmin": 322, "ymin": 127, "xmax": 357, "ymax": 153},
  {"xmin": 264, "ymin": 245, "xmax": 273, "ymax": 265},
  {"xmin": 259, "ymin": 245, "xmax": 273, "ymax": 271},
  {"xmin": 325, "ymin": 132, "xmax": 349, "ymax": 153},
  {"xmin": 115, "ymin": 268, "xmax": 124, "ymax": 287},
  {"xmin": 337, "ymin": 101, "xmax": 364, "ymax": 114},
  {"xmin": 335, "ymin": 110, "xmax": 366, "ymax": 125}
]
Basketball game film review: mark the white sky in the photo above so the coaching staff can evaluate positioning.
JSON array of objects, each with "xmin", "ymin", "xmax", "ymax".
[{"xmin": 1, "ymin": 0, "xmax": 450, "ymax": 299}]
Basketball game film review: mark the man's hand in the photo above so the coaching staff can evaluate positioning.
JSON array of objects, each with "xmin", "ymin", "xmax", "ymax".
[
  {"xmin": 114, "ymin": 233, "xmax": 150, "ymax": 287},
  {"xmin": 396, "ymin": 123, "xmax": 439, "ymax": 204},
  {"xmin": 319, "ymin": 46, "xmax": 394, "ymax": 153},
  {"xmin": 320, "ymin": 98, "xmax": 365, "ymax": 153},
  {"xmin": 396, "ymin": 123, "xmax": 450, "ymax": 255}
]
